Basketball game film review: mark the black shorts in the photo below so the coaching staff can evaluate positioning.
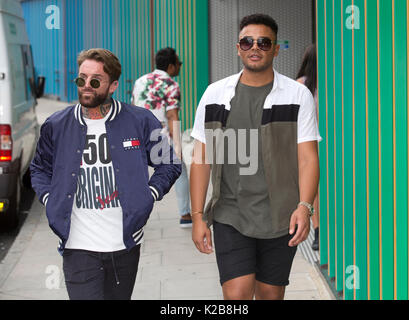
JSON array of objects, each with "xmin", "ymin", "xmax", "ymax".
[{"xmin": 213, "ymin": 221, "xmax": 297, "ymax": 286}]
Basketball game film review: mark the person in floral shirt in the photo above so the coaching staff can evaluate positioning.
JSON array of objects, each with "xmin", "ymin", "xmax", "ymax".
[{"xmin": 132, "ymin": 48, "xmax": 192, "ymax": 228}]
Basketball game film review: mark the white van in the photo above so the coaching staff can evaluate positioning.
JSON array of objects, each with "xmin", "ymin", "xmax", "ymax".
[{"xmin": 0, "ymin": 0, "xmax": 44, "ymax": 229}]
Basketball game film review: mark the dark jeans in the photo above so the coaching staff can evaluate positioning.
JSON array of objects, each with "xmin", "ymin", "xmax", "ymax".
[{"xmin": 62, "ymin": 245, "xmax": 141, "ymax": 300}]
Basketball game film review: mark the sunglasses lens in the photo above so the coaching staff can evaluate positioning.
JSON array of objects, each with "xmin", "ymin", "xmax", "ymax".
[
  {"xmin": 90, "ymin": 79, "xmax": 101, "ymax": 88},
  {"xmin": 258, "ymin": 38, "xmax": 273, "ymax": 51},
  {"xmin": 75, "ymin": 78, "xmax": 86, "ymax": 87},
  {"xmin": 239, "ymin": 38, "xmax": 253, "ymax": 51}
]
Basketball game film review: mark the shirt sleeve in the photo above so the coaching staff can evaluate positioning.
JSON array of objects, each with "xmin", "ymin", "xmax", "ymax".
[
  {"xmin": 190, "ymin": 87, "xmax": 209, "ymax": 144},
  {"xmin": 132, "ymin": 78, "xmax": 150, "ymax": 108},
  {"xmin": 165, "ymin": 81, "xmax": 180, "ymax": 112},
  {"xmin": 297, "ymin": 87, "xmax": 322, "ymax": 144}
]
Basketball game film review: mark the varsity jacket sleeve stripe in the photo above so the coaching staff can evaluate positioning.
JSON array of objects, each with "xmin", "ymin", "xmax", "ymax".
[
  {"xmin": 30, "ymin": 118, "xmax": 54, "ymax": 206},
  {"xmin": 149, "ymin": 186, "xmax": 159, "ymax": 201}
]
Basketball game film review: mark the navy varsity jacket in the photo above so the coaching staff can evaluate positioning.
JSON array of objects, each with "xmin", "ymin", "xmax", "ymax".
[{"xmin": 30, "ymin": 99, "xmax": 181, "ymax": 253}]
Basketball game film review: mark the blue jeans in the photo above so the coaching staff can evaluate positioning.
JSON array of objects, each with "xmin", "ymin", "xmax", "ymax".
[{"xmin": 174, "ymin": 160, "xmax": 191, "ymax": 216}]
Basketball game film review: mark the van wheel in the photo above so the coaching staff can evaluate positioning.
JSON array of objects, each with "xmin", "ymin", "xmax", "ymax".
[{"xmin": 0, "ymin": 179, "xmax": 20, "ymax": 231}]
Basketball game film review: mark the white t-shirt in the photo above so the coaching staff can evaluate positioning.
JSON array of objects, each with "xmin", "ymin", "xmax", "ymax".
[{"xmin": 65, "ymin": 112, "xmax": 142, "ymax": 252}]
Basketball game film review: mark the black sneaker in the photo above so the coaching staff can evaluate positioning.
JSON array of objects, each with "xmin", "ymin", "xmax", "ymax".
[{"xmin": 311, "ymin": 227, "xmax": 319, "ymax": 251}]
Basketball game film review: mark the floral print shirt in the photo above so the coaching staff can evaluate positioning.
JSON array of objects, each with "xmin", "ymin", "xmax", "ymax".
[{"xmin": 132, "ymin": 69, "xmax": 180, "ymax": 124}]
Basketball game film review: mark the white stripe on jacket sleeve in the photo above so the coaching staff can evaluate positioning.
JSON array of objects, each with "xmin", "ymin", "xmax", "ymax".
[
  {"xmin": 149, "ymin": 186, "xmax": 159, "ymax": 201},
  {"xmin": 42, "ymin": 193, "xmax": 50, "ymax": 206}
]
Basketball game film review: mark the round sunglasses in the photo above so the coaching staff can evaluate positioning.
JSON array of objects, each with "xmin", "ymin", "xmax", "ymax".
[
  {"xmin": 239, "ymin": 36, "xmax": 275, "ymax": 51},
  {"xmin": 74, "ymin": 77, "xmax": 102, "ymax": 89}
]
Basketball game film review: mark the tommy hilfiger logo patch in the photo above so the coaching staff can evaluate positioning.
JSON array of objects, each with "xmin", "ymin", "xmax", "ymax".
[{"xmin": 123, "ymin": 138, "xmax": 140, "ymax": 150}]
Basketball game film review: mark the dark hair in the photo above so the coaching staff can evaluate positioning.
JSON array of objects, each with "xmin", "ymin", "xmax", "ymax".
[
  {"xmin": 155, "ymin": 47, "xmax": 177, "ymax": 71},
  {"xmin": 239, "ymin": 13, "xmax": 278, "ymax": 36},
  {"xmin": 77, "ymin": 48, "xmax": 122, "ymax": 82},
  {"xmin": 296, "ymin": 44, "xmax": 317, "ymax": 95}
]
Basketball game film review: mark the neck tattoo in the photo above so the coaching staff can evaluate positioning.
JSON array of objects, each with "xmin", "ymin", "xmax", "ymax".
[{"xmin": 82, "ymin": 98, "xmax": 112, "ymax": 120}]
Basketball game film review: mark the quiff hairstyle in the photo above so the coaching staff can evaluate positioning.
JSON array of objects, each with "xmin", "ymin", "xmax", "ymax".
[
  {"xmin": 77, "ymin": 48, "xmax": 122, "ymax": 82},
  {"xmin": 239, "ymin": 13, "xmax": 278, "ymax": 36}
]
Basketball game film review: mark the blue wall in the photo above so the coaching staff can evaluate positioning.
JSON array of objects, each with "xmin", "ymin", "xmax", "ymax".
[{"xmin": 22, "ymin": 0, "xmax": 66, "ymax": 100}]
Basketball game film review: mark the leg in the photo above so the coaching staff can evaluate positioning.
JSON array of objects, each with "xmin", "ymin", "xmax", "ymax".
[
  {"xmin": 222, "ymin": 274, "xmax": 256, "ymax": 300},
  {"xmin": 255, "ymin": 281, "xmax": 285, "ymax": 300},
  {"xmin": 62, "ymin": 249, "xmax": 105, "ymax": 300},
  {"xmin": 103, "ymin": 245, "xmax": 141, "ymax": 300},
  {"xmin": 213, "ymin": 221, "xmax": 257, "ymax": 300},
  {"xmin": 255, "ymin": 234, "xmax": 298, "ymax": 300},
  {"xmin": 174, "ymin": 161, "xmax": 192, "ymax": 227},
  {"xmin": 174, "ymin": 161, "xmax": 191, "ymax": 217}
]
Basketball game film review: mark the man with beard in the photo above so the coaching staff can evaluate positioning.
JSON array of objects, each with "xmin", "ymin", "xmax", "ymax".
[
  {"xmin": 190, "ymin": 14, "xmax": 321, "ymax": 300},
  {"xmin": 30, "ymin": 48, "xmax": 181, "ymax": 300}
]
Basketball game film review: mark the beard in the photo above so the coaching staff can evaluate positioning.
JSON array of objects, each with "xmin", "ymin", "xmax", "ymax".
[{"xmin": 78, "ymin": 88, "xmax": 110, "ymax": 109}]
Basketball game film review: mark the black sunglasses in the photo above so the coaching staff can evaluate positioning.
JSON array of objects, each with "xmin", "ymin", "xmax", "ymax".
[
  {"xmin": 75, "ymin": 77, "xmax": 102, "ymax": 89},
  {"xmin": 239, "ymin": 37, "xmax": 275, "ymax": 51}
]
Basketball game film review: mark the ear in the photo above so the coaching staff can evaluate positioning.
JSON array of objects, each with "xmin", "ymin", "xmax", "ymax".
[
  {"xmin": 236, "ymin": 42, "xmax": 241, "ymax": 56},
  {"xmin": 273, "ymin": 44, "xmax": 280, "ymax": 57},
  {"xmin": 109, "ymin": 80, "xmax": 119, "ymax": 95},
  {"xmin": 167, "ymin": 64, "xmax": 176, "ymax": 76}
]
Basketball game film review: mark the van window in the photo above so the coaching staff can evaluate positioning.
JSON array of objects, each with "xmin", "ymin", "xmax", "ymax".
[
  {"xmin": 8, "ymin": 44, "xmax": 35, "ymax": 107},
  {"xmin": 9, "ymin": 44, "xmax": 26, "ymax": 106},
  {"xmin": 21, "ymin": 45, "xmax": 35, "ymax": 100}
]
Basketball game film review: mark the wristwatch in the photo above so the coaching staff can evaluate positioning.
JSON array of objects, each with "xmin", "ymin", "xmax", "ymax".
[{"xmin": 298, "ymin": 201, "xmax": 314, "ymax": 216}]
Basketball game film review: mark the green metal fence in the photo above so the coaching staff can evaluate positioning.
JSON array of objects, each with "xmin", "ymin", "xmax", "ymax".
[{"xmin": 317, "ymin": 0, "xmax": 408, "ymax": 300}]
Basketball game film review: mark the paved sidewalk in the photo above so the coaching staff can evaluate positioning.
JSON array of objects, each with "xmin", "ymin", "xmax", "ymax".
[
  {"xmin": 0, "ymin": 186, "xmax": 334, "ymax": 300},
  {"xmin": 0, "ymin": 98, "xmax": 335, "ymax": 300}
]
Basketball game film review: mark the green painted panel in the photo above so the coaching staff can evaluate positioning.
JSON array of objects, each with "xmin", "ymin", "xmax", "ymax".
[
  {"xmin": 334, "ymin": 0, "xmax": 344, "ymax": 293},
  {"xmin": 354, "ymin": 0, "xmax": 368, "ymax": 300},
  {"xmin": 317, "ymin": 0, "xmax": 329, "ymax": 267},
  {"xmin": 342, "ymin": 0, "xmax": 354, "ymax": 301},
  {"xmin": 326, "ymin": 0, "xmax": 336, "ymax": 280},
  {"xmin": 150, "ymin": 0, "xmax": 208, "ymax": 132},
  {"xmin": 394, "ymin": 0, "xmax": 408, "ymax": 301},
  {"xmin": 379, "ymin": 0, "xmax": 395, "ymax": 300},
  {"xmin": 195, "ymin": 0, "xmax": 209, "ymax": 116},
  {"xmin": 318, "ymin": 0, "xmax": 409, "ymax": 301},
  {"xmin": 366, "ymin": 0, "xmax": 380, "ymax": 300}
]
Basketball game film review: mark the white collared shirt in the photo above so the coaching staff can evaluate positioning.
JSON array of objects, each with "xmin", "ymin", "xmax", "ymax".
[{"xmin": 191, "ymin": 69, "xmax": 322, "ymax": 144}]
